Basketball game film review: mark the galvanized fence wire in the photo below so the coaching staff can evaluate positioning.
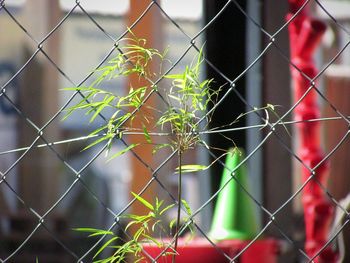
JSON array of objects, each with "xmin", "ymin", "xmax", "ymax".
[
  {"xmin": 0, "ymin": 0, "xmax": 349, "ymax": 262},
  {"xmin": 0, "ymin": 2, "xmax": 326, "ymax": 263}
]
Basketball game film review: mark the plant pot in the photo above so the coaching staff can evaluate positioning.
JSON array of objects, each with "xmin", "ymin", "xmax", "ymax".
[{"xmin": 142, "ymin": 237, "xmax": 279, "ymax": 263}]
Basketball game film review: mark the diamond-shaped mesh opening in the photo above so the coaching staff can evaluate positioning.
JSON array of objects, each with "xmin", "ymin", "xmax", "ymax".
[{"xmin": 57, "ymin": 9, "xmax": 126, "ymax": 85}]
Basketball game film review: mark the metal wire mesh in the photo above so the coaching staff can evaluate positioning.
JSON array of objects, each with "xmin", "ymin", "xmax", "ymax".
[{"xmin": 0, "ymin": 0, "xmax": 349, "ymax": 262}]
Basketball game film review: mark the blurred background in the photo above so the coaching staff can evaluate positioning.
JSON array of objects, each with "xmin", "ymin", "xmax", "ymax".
[{"xmin": 0, "ymin": 1, "xmax": 350, "ymax": 262}]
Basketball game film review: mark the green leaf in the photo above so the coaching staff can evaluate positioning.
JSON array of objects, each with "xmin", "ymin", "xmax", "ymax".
[
  {"xmin": 175, "ymin": 164, "xmax": 208, "ymax": 173},
  {"xmin": 169, "ymin": 218, "xmax": 177, "ymax": 230},
  {"xmin": 164, "ymin": 73, "xmax": 184, "ymax": 79},
  {"xmin": 88, "ymin": 231, "xmax": 114, "ymax": 238},
  {"xmin": 142, "ymin": 125, "xmax": 152, "ymax": 143},
  {"xmin": 74, "ymin": 227, "xmax": 113, "ymax": 235},
  {"xmin": 181, "ymin": 199, "xmax": 192, "ymax": 216},
  {"xmin": 74, "ymin": 227, "xmax": 102, "ymax": 233},
  {"xmin": 125, "ymin": 220, "xmax": 138, "ymax": 232},
  {"xmin": 155, "ymin": 197, "xmax": 162, "ymax": 211},
  {"xmin": 89, "ymin": 95, "xmax": 115, "ymax": 123},
  {"xmin": 83, "ymin": 133, "xmax": 114, "ymax": 151},
  {"xmin": 107, "ymin": 143, "xmax": 139, "ymax": 161},
  {"xmin": 167, "ymin": 94, "xmax": 182, "ymax": 102},
  {"xmin": 159, "ymin": 203, "xmax": 175, "ymax": 216},
  {"xmin": 151, "ymin": 219, "xmax": 162, "ymax": 232},
  {"xmin": 152, "ymin": 143, "xmax": 172, "ymax": 154},
  {"xmin": 94, "ymin": 255, "xmax": 116, "ymax": 263},
  {"xmin": 131, "ymin": 192, "xmax": 154, "ymax": 211},
  {"xmin": 142, "ymin": 234, "xmax": 162, "ymax": 246},
  {"xmin": 89, "ymin": 124, "xmax": 108, "ymax": 136},
  {"xmin": 134, "ymin": 226, "xmax": 146, "ymax": 241},
  {"xmin": 94, "ymin": 236, "xmax": 119, "ymax": 259}
]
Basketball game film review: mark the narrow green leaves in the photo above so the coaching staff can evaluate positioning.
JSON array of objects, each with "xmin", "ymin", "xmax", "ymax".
[
  {"xmin": 94, "ymin": 236, "xmax": 119, "ymax": 259},
  {"xmin": 63, "ymin": 35, "xmax": 165, "ymax": 157},
  {"xmin": 74, "ymin": 228, "xmax": 114, "ymax": 237},
  {"xmin": 107, "ymin": 143, "xmax": 139, "ymax": 162},
  {"xmin": 175, "ymin": 164, "xmax": 208, "ymax": 173},
  {"xmin": 75, "ymin": 192, "xmax": 188, "ymax": 263},
  {"xmin": 131, "ymin": 192, "xmax": 154, "ymax": 211},
  {"xmin": 142, "ymin": 125, "xmax": 152, "ymax": 143},
  {"xmin": 65, "ymin": 36, "xmax": 213, "ymax": 263},
  {"xmin": 160, "ymin": 46, "xmax": 216, "ymax": 152}
]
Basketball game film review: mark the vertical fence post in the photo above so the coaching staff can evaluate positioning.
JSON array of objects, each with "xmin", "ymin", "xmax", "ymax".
[
  {"xmin": 324, "ymin": 66, "xmax": 350, "ymax": 199},
  {"xmin": 324, "ymin": 66, "xmax": 350, "ymax": 263},
  {"xmin": 262, "ymin": 5, "xmax": 294, "ymax": 263},
  {"xmin": 19, "ymin": 0, "xmax": 61, "ymax": 212},
  {"xmin": 127, "ymin": 1, "xmax": 162, "ymax": 217}
]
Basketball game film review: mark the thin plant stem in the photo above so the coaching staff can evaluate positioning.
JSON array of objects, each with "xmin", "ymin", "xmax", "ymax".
[{"xmin": 172, "ymin": 150, "xmax": 183, "ymax": 263}]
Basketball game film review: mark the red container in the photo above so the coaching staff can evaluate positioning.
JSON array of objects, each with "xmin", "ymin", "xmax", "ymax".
[{"xmin": 142, "ymin": 238, "xmax": 279, "ymax": 263}]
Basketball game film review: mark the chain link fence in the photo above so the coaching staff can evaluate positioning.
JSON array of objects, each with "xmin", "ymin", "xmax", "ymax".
[{"xmin": 0, "ymin": 0, "xmax": 349, "ymax": 262}]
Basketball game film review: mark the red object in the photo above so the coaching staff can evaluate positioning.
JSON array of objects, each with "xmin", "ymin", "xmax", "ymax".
[
  {"xmin": 287, "ymin": 1, "xmax": 338, "ymax": 262},
  {"xmin": 142, "ymin": 238, "xmax": 279, "ymax": 263}
]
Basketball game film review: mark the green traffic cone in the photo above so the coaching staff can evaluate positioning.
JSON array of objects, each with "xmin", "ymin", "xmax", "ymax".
[{"xmin": 208, "ymin": 148, "xmax": 259, "ymax": 241}]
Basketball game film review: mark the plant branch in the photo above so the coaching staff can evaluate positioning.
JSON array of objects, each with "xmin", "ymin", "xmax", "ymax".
[{"xmin": 173, "ymin": 150, "xmax": 183, "ymax": 263}]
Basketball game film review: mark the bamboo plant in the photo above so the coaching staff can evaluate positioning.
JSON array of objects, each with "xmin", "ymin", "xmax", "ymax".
[{"xmin": 64, "ymin": 32, "xmax": 281, "ymax": 262}]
